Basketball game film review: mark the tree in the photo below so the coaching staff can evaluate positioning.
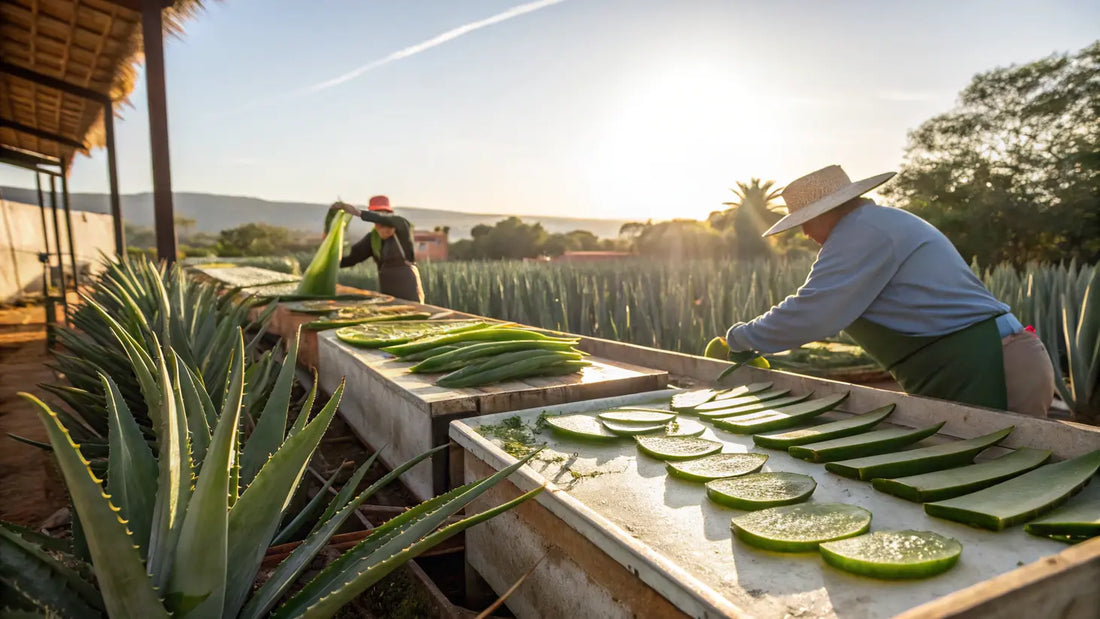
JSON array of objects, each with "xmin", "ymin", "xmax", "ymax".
[
  {"xmin": 215, "ymin": 223, "xmax": 297, "ymax": 257},
  {"xmin": 881, "ymin": 41, "xmax": 1100, "ymax": 265},
  {"xmin": 633, "ymin": 220, "xmax": 727, "ymax": 260},
  {"xmin": 717, "ymin": 179, "xmax": 784, "ymax": 260}
]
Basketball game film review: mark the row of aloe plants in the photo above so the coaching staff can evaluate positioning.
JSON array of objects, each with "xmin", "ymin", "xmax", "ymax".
[
  {"xmin": 334, "ymin": 256, "xmax": 1099, "ymax": 422},
  {"xmin": 1, "ymin": 256, "xmax": 541, "ymax": 618}
]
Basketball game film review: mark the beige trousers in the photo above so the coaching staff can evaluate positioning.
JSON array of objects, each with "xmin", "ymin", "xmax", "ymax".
[{"xmin": 1002, "ymin": 331, "xmax": 1056, "ymax": 417}]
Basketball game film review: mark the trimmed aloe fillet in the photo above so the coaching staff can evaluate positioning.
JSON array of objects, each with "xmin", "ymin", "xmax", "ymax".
[
  {"xmin": 873, "ymin": 448, "xmax": 1052, "ymax": 503},
  {"xmin": 1025, "ymin": 496, "xmax": 1100, "ymax": 538},
  {"xmin": 712, "ymin": 393, "xmax": 849, "ymax": 434},
  {"xmin": 753, "ymin": 405, "xmax": 895, "ymax": 449},
  {"xmin": 598, "ymin": 410, "xmax": 675, "ymax": 424},
  {"xmin": 732, "ymin": 503, "xmax": 872, "ymax": 552},
  {"xmin": 712, "ymin": 382, "xmax": 774, "ymax": 400},
  {"xmin": 819, "ymin": 530, "xmax": 962, "ymax": 580},
  {"xmin": 697, "ymin": 394, "xmax": 814, "ymax": 419},
  {"xmin": 694, "ymin": 389, "xmax": 792, "ymax": 414},
  {"xmin": 671, "ymin": 389, "xmax": 721, "ymax": 411},
  {"xmin": 706, "ymin": 472, "xmax": 816, "ymax": 509},
  {"xmin": 334, "ymin": 320, "xmax": 485, "ymax": 347},
  {"xmin": 601, "ymin": 420, "xmax": 666, "ymax": 436},
  {"xmin": 663, "ymin": 418, "xmax": 706, "ymax": 438},
  {"xmin": 635, "ymin": 436, "xmax": 722, "ymax": 460},
  {"xmin": 789, "ymin": 422, "xmax": 945, "ymax": 463},
  {"xmin": 924, "ymin": 449, "xmax": 1100, "ymax": 531},
  {"xmin": 543, "ymin": 415, "xmax": 619, "ymax": 441},
  {"xmin": 666, "ymin": 453, "xmax": 769, "ymax": 482},
  {"xmin": 826, "ymin": 427, "xmax": 1015, "ymax": 481}
]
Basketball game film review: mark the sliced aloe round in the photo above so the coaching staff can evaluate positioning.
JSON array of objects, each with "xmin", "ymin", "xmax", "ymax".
[
  {"xmin": 543, "ymin": 415, "xmax": 619, "ymax": 441},
  {"xmin": 636, "ymin": 436, "xmax": 722, "ymax": 461},
  {"xmin": 732, "ymin": 503, "xmax": 872, "ymax": 552},
  {"xmin": 707, "ymin": 472, "xmax": 817, "ymax": 510},
  {"xmin": 601, "ymin": 420, "xmax": 666, "ymax": 436},
  {"xmin": 819, "ymin": 530, "xmax": 962, "ymax": 580},
  {"xmin": 666, "ymin": 453, "xmax": 769, "ymax": 482},
  {"xmin": 598, "ymin": 410, "xmax": 676, "ymax": 424},
  {"xmin": 663, "ymin": 418, "xmax": 706, "ymax": 438}
]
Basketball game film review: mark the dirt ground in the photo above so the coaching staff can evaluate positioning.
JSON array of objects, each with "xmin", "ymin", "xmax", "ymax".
[{"xmin": 0, "ymin": 304, "xmax": 68, "ymax": 526}]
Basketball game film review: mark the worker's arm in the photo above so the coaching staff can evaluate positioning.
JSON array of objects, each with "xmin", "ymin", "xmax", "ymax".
[
  {"xmin": 340, "ymin": 235, "xmax": 374, "ymax": 268},
  {"xmin": 725, "ymin": 222, "xmax": 900, "ymax": 353},
  {"xmin": 359, "ymin": 210, "xmax": 402, "ymax": 228}
]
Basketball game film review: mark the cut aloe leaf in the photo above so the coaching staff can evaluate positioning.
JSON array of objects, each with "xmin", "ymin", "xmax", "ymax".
[
  {"xmin": 707, "ymin": 472, "xmax": 816, "ymax": 510},
  {"xmin": 666, "ymin": 453, "xmax": 769, "ymax": 482},
  {"xmin": 636, "ymin": 436, "xmax": 722, "ymax": 461},
  {"xmin": 872, "ymin": 448, "xmax": 1052, "ymax": 503},
  {"xmin": 693, "ymin": 389, "xmax": 792, "ymax": 414},
  {"xmin": 712, "ymin": 382, "xmax": 774, "ymax": 400},
  {"xmin": 663, "ymin": 418, "xmax": 706, "ymax": 438},
  {"xmin": 601, "ymin": 420, "xmax": 666, "ymax": 436},
  {"xmin": 789, "ymin": 422, "xmax": 945, "ymax": 463},
  {"xmin": 712, "ymin": 393, "xmax": 849, "ymax": 435},
  {"xmin": 924, "ymin": 449, "xmax": 1100, "ymax": 531},
  {"xmin": 731, "ymin": 503, "xmax": 872, "ymax": 552},
  {"xmin": 753, "ymin": 405, "xmax": 896, "ymax": 449},
  {"xmin": 671, "ymin": 389, "xmax": 721, "ymax": 411},
  {"xmin": 696, "ymin": 394, "xmax": 815, "ymax": 420},
  {"xmin": 826, "ymin": 427, "xmax": 1015, "ymax": 481},
  {"xmin": 1025, "ymin": 495, "xmax": 1100, "ymax": 539},
  {"xmin": 543, "ymin": 415, "xmax": 619, "ymax": 441},
  {"xmin": 819, "ymin": 530, "xmax": 962, "ymax": 580},
  {"xmin": 598, "ymin": 410, "xmax": 675, "ymax": 424}
]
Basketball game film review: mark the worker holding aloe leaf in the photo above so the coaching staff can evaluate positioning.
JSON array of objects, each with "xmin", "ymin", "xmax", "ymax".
[
  {"xmin": 709, "ymin": 165, "xmax": 1055, "ymax": 417},
  {"xmin": 330, "ymin": 196, "xmax": 425, "ymax": 303}
]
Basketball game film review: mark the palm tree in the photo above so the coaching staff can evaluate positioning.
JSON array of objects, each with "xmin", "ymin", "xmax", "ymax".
[{"xmin": 721, "ymin": 179, "xmax": 784, "ymax": 260}]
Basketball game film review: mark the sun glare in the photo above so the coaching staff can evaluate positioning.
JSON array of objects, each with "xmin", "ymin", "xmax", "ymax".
[{"xmin": 585, "ymin": 62, "xmax": 781, "ymax": 222}]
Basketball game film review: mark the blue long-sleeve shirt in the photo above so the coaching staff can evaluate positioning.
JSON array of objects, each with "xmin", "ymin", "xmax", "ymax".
[{"xmin": 725, "ymin": 202, "xmax": 1018, "ymax": 354}]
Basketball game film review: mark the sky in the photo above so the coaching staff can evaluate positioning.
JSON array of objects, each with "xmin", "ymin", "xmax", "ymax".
[{"xmin": 2, "ymin": 0, "xmax": 1098, "ymax": 222}]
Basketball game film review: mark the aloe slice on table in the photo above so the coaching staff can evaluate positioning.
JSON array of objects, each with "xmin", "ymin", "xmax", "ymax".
[
  {"xmin": 693, "ymin": 389, "xmax": 793, "ymax": 414},
  {"xmin": 663, "ymin": 418, "xmax": 707, "ymax": 438},
  {"xmin": 753, "ymin": 405, "xmax": 896, "ymax": 449},
  {"xmin": 711, "ymin": 393, "xmax": 850, "ymax": 434},
  {"xmin": 819, "ymin": 530, "xmax": 962, "ymax": 580},
  {"xmin": 872, "ymin": 448, "xmax": 1053, "ymax": 503},
  {"xmin": 697, "ymin": 394, "xmax": 815, "ymax": 420},
  {"xmin": 1024, "ymin": 495, "xmax": 1100, "ymax": 539},
  {"xmin": 731, "ymin": 503, "xmax": 872, "ymax": 552},
  {"xmin": 600, "ymin": 420, "xmax": 667, "ymax": 436},
  {"xmin": 788, "ymin": 422, "xmax": 945, "ymax": 463},
  {"xmin": 826, "ymin": 427, "xmax": 1015, "ymax": 481},
  {"xmin": 706, "ymin": 472, "xmax": 817, "ymax": 510},
  {"xmin": 671, "ymin": 389, "xmax": 723, "ymax": 411},
  {"xmin": 635, "ymin": 436, "xmax": 722, "ymax": 461},
  {"xmin": 712, "ymin": 382, "xmax": 775, "ymax": 400},
  {"xmin": 543, "ymin": 415, "xmax": 619, "ymax": 441},
  {"xmin": 597, "ymin": 410, "xmax": 676, "ymax": 424},
  {"xmin": 665, "ymin": 453, "xmax": 769, "ymax": 482},
  {"xmin": 924, "ymin": 449, "xmax": 1100, "ymax": 531}
]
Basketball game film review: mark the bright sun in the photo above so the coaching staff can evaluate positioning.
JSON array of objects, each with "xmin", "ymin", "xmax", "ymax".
[{"xmin": 585, "ymin": 62, "xmax": 781, "ymax": 222}]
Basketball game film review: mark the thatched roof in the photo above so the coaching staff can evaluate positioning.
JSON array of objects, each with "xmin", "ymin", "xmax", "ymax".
[{"xmin": 0, "ymin": 0, "xmax": 203, "ymax": 168}]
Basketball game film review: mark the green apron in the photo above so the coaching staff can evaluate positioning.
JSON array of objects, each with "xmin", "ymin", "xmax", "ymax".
[{"xmin": 843, "ymin": 316, "xmax": 1008, "ymax": 410}]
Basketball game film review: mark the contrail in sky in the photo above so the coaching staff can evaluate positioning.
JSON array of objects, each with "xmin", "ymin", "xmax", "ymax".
[{"xmin": 305, "ymin": 0, "xmax": 569, "ymax": 94}]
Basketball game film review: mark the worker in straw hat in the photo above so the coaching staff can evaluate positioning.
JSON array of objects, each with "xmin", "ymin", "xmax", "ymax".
[
  {"xmin": 331, "ymin": 196, "xmax": 425, "ymax": 303},
  {"xmin": 715, "ymin": 165, "xmax": 1055, "ymax": 416}
]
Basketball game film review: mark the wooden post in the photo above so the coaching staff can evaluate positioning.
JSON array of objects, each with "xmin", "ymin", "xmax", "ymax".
[
  {"xmin": 60, "ymin": 163, "xmax": 80, "ymax": 289},
  {"xmin": 141, "ymin": 0, "xmax": 177, "ymax": 263},
  {"xmin": 103, "ymin": 101, "xmax": 126, "ymax": 256},
  {"xmin": 47, "ymin": 175, "xmax": 69, "ymax": 322}
]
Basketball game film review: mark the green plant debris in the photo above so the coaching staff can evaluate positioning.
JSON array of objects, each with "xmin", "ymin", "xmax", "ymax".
[{"xmin": 477, "ymin": 416, "xmax": 546, "ymax": 458}]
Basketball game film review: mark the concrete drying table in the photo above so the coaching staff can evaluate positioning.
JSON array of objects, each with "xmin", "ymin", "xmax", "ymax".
[
  {"xmin": 318, "ymin": 330, "xmax": 669, "ymax": 500},
  {"xmin": 450, "ymin": 389, "xmax": 1100, "ymax": 619}
]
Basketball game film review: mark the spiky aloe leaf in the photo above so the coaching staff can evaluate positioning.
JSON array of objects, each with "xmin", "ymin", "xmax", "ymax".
[
  {"xmin": 103, "ymin": 375, "xmax": 157, "ymax": 558},
  {"xmin": 289, "ymin": 372, "xmax": 319, "ymax": 438},
  {"xmin": 240, "ymin": 445, "xmax": 446, "ymax": 619},
  {"xmin": 0, "ymin": 522, "xmax": 72, "ymax": 555},
  {"xmin": 21, "ymin": 394, "xmax": 168, "ymax": 618},
  {"xmin": 0, "ymin": 527, "xmax": 104, "ymax": 617},
  {"xmin": 175, "ymin": 358, "xmax": 212, "ymax": 465},
  {"xmin": 221, "ymin": 380, "xmax": 346, "ymax": 618},
  {"xmin": 164, "ymin": 334, "xmax": 245, "ymax": 618},
  {"xmin": 240, "ymin": 328, "xmax": 301, "ymax": 486},
  {"xmin": 310, "ymin": 450, "xmax": 380, "ymax": 536},
  {"xmin": 277, "ymin": 450, "xmax": 540, "ymax": 618},
  {"xmin": 271, "ymin": 461, "xmax": 351, "ymax": 547},
  {"xmin": 298, "ymin": 486, "xmax": 544, "ymax": 619}
]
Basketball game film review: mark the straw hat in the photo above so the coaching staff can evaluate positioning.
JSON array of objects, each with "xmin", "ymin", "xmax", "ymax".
[
  {"xmin": 763, "ymin": 166, "xmax": 895, "ymax": 236},
  {"xmin": 367, "ymin": 195, "xmax": 394, "ymax": 213}
]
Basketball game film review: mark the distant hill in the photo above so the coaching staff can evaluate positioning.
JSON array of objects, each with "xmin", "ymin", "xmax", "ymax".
[{"xmin": 0, "ymin": 186, "xmax": 632, "ymax": 240}]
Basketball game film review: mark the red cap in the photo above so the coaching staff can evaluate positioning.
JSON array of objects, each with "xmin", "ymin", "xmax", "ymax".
[{"xmin": 368, "ymin": 195, "xmax": 393, "ymax": 212}]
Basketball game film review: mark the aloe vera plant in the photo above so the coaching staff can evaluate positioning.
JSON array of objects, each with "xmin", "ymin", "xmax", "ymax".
[{"xmin": 1043, "ymin": 266, "xmax": 1100, "ymax": 423}]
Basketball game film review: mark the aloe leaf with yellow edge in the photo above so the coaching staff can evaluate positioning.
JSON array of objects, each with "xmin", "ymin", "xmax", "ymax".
[
  {"xmin": 222, "ymin": 380, "xmax": 346, "ymax": 618},
  {"xmin": 21, "ymin": 393, "xmax": 168, "ymax": 619},
  {"xmin": 240, "ymin": 326, "xmax": 302, "ymax": 486},
  {"xmin": 102, "ymin": 375, "xmax": 157, "ymax": 558},
  {"xmin": 175, "ymin": 357, "xmax": 213, "ymax": 463}
]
